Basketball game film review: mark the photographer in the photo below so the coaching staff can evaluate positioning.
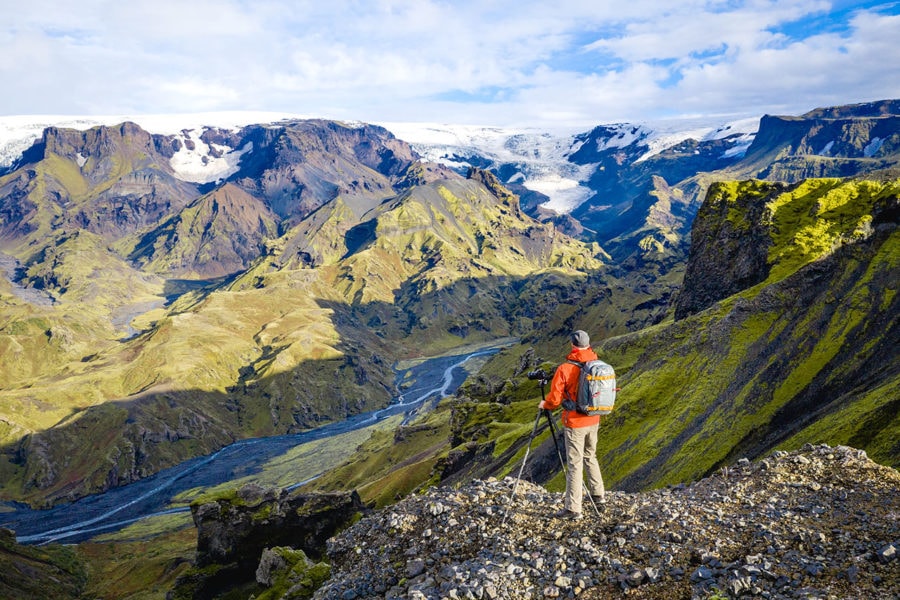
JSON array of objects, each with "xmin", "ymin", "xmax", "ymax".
[{"xmin": 538, "ymin": 330, "xmax": 606, "ymax": 519}]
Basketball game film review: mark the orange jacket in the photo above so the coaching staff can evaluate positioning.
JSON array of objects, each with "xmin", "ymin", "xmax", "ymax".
[{"xmin": 542, "ymin": 346, "xmax": 602, "ymax": 428}]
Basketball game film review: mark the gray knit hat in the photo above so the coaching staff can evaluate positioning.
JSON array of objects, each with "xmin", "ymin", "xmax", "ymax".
[{"xmin": 570, "ymin": 330, "xmax": 590, "ymax": 348}]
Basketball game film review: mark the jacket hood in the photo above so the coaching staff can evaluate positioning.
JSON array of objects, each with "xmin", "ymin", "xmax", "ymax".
[{"xmin": 566, "ymin": 346, "xmax": 598, "ymax": 363}]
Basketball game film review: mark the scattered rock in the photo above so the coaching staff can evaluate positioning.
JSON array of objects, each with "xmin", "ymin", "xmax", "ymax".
[{"xmin": 312, "ymin": 445, "xmax": 899, "ymax": 599}]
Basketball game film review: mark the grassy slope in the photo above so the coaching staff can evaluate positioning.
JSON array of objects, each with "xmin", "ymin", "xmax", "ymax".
[
  {"xmin": 77, "ymin": 528, "xmax": 197, "ymax": 600},
  {"xmin": 0, "ymin": 173, "xmax": 606, "ymax": 506},
  {"xmin": 574, "ymin": 177, "xmax": 898, "ymax": 489},
  {"xmin": 305, "ymin": 177, "xmax": 899, "ymax": 503},
  {"xmin": 0, "ymin": 529, "xmax": 87, "ymax": 600}
]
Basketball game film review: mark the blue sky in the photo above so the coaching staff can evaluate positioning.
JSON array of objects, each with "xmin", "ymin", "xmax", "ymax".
[{"xmin": 2, "ymin": 0, "xmax": 899, "ymax": 127}]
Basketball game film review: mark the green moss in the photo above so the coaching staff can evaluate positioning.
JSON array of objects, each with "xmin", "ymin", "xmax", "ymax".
[
  {"xmin": 765, "ymin": 178, "xmax": 897, "ymax": 283},
  {"xmin": 0, "ymin": 534, "xmax": 88, "ymax": 600},
  {"xmin": 780, "ymin": 377, "xmax": 900, "ymax": 464},
  {"xmin": 190, "ymin": 487, "xmax": 243, "ymax": 509},
  {"xmin": 252, "ymin": 502, "xmax": 274, "ymax": 522},
  {"xmin": 78, "ymin": 528, "xmax": 196, "ymax": 600},
  {"xmin": 252, "ymin": 546, "xmax": 331, "ymax": 600},
  {"xmin": 91, "ymin": 511, "xmax": 194, "ymax": 542}
]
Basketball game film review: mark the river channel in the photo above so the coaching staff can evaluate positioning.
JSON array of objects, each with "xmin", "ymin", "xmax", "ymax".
[{"xmin": 1, "ymin": 344, "xmax": 507, "ymax": 545}]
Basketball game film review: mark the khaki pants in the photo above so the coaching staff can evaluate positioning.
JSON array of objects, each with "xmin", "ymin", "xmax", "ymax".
[{"xmin": 563, "ymin": 423, "xmax": 605, "ymax": 513}]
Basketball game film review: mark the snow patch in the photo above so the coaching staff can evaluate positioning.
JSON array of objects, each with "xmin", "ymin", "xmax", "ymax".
[
  {"xmin": 818, "ymin": 141, "xmax": 835, "ymax": 156},
  {"xmin": 721, "ymin": 132, "xmax": 756, "ymax": 159},
  {"xmin": 523, "ymin": 175, "xmax": 595, "ymax": 214},
  {"xmin": 75, "ymin": 152, "xmax": 87, "ymax": 167},
  {"xmin": 594, "ymin": 124, "xmax": 651, "ymax": 153},
  {"xmin": 863, "ymin": 137, "xmax": 883, "ymax": 158},
  {"xmin": 169, "ymin": 130, "xmax": 252, "ymax": 184},
  {"xmin": 635, "ymin": 116, "xmax": 760, "ymax": 162}
]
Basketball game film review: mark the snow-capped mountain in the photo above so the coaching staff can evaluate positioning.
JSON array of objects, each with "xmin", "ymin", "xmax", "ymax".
[
  {"xmin": 0, "ymin": 112, "xmax": 304, "ymax": 184},
  {"xmin": 0, "ymin": 113, "xmax": 760, "ymax": 214},
  {"xmin": 380, "ymin": 117, "xmax": 759, "ymax": 213}
]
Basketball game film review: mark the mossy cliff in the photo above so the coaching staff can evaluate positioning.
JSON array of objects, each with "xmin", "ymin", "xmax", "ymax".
[
  {"xmin": 169, "ymin": 485, "xmax": 363, "ymax": 600},
  {"xmin": 556, "ymin": 177, "xmax": 897, "ymax": 491}
]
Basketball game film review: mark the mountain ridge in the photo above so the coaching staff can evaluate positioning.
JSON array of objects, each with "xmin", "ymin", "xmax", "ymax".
[{"xmin": 0, "ymin": 101, "xmax": 898, "ymax": 510}]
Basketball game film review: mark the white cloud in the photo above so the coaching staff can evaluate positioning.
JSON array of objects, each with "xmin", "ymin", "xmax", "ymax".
[{"xmin": 0, "ymin": 0, "xmax": 898, "ymax": 126}]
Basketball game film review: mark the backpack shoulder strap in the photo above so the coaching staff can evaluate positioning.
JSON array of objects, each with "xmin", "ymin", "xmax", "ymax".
[{"xmin": 562, "ymin": 360, "xmax": 584, "ymax": 403}]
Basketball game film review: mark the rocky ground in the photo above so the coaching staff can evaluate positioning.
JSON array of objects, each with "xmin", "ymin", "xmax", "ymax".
[{"xmin": 312, "ymin": 444, "xmax": 898, "ymax": 599}]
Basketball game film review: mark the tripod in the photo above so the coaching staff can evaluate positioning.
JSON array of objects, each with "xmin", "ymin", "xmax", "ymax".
[{"xmin": 501, "ymin": 375, "xmax": 604, "ymax": 524}]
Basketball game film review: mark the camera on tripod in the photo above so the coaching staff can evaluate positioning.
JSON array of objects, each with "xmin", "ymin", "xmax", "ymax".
[{"xmin": 526, "ymin": 368, "xmax": 551, "ymax": 384}]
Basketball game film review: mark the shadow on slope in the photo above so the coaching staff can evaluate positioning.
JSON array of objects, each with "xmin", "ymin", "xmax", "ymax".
[{"xmin": 0, "ymin": 257, "xmax": 678, "ymax": 510}]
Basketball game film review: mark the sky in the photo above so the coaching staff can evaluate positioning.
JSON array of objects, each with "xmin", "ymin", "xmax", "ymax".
[{"xmin": 2, "ymin": 0, "xmax": 899, "ymax": 128}]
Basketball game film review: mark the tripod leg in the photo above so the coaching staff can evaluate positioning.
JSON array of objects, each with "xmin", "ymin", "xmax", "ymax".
[
  {"xmin": 545, "ymin": 411, "xmax": 567, "ymax": 475},
  {"xmin": 501, "ymin": 408, "xmax": 543, "ymax": 526}
]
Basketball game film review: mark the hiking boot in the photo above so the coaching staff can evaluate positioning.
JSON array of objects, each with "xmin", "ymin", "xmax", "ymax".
[
  {"xmin": 589, "ymin": 496, "xmax": 606, "ymax": 512},
  {"xmin": 552, "ymin": 508, "xmax": 582, "ymax": 520}
]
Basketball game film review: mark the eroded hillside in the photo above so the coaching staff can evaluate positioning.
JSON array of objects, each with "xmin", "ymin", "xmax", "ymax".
[{"xmin": 0, "ymin": 120, "xmax": 618, "ymax": 506}]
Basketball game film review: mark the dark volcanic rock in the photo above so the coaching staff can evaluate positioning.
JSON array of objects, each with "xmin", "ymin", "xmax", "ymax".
[
  {"xmin": 674, "ymin": 180, "xmax": 784, "ymax": 320},
  {"xmin": 170, "ymin": 485, "xmax": 365, "ymax": 600}
]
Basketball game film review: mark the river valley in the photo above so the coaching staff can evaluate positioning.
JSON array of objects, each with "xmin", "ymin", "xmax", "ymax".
[{"xmin": 1, "ymin": 343, "xmax": 507, "ymax": 545}]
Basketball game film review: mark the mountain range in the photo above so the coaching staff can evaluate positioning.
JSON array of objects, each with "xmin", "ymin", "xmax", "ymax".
[
  {"xmin": 0, "ymin": 97, "xmax": 898, "ymax": 599},
  {"xmin": 1, "ymin": 100, "xmax": 898, "ymax": 508}
]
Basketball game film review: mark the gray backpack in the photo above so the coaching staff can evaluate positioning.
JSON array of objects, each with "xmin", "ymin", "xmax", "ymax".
[{"xmin": 564, "ymin": 359, "xmax": 617, "ymax": 416}]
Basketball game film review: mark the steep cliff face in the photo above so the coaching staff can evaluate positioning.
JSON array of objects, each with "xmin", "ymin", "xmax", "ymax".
[
  {"xmin": 676, "ymin": 177, "xmax": 897, "ymax": 319},
  {"xmin": 673, "ymin": 180, "xmax": 781, "ymax": 319}
]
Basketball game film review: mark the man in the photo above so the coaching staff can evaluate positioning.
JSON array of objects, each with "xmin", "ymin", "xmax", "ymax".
[{"xmin": 539, "ymin": 329, "xmax": 606, "ymax": 519}]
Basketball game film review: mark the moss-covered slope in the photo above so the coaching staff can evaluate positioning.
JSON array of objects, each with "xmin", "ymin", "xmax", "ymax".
[
  {"xmin": 0, "ymin": 527, "xmax": 87, "ymax": 600},
  {"xmin": 313, "ymin": 177, "xmax": 898, "ymax": 503}
]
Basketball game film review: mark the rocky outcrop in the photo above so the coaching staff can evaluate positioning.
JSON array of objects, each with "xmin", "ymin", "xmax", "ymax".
[
  {"xmin": 170, "ymin": 485, "xmax": 365, "ymax": 600},
  {"xmin": 674, "ymin": 180, "xmax": 784, "ymax": 320},
  {"xmin": 315, "ymin": 445, "xmax": 898, "ymax": 599}
]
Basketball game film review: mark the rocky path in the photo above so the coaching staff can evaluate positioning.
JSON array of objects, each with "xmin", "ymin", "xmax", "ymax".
[{"xmin": 314, "ymin": 444, "xmax": 899, "ymax": 599}]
